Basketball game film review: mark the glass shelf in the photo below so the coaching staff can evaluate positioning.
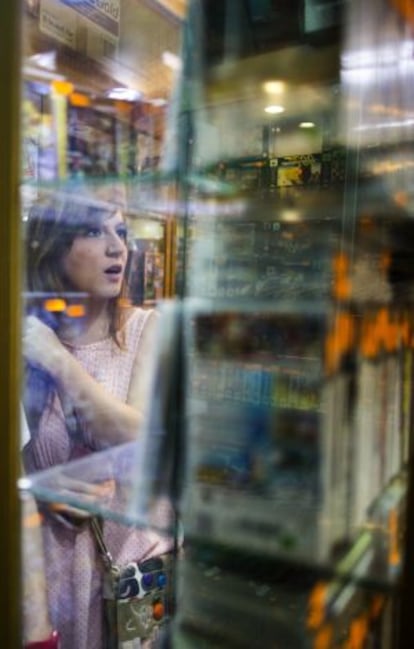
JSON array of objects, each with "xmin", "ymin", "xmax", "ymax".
[
  {"xmin": 19, "ymin": 439, "xmax": 176, "ymax": 535},
  {"xmin": 20, "ymin": 436, "xmax": 406, "ymax": 591}
]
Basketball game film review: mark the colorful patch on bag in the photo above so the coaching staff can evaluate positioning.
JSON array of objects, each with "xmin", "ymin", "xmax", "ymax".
[{"xmin": 117, "ymin": 556, "xmax": 167, "ymax": 600}]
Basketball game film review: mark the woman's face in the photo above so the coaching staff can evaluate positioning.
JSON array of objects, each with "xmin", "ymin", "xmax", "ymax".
[{"xmin": 61, "ymin": 210, "xmax": 128, "ymax": 299}]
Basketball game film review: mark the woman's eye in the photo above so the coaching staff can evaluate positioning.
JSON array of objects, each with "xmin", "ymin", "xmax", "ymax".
[
  {"xmin": 85, "ymin": 227, "xmax": 103, "ymax": 238},
  {"xmin": 116, "ymin": 227, "xmax": 128, "ymax": 241}
]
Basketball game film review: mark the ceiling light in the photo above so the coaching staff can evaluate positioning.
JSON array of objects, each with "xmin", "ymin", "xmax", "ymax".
[
  {"xmin": 29, "ymin": 51, "xmax": 57, "ymax": 70},
  {"xmin": 281, "ymin": 209, "xmax": 301, "ymax": 222},
  {"xmin": 106, "ymin": 87, "xmax": 142, "ymax": 101},
  {"xmin": 149, "ymin": 97, "xmax": 168, "ymax": 107},
  {"xmin": 299, "ymin": 121, "xmax": 315, "ymax": 128},
  {"xmin": 162, "ymin": 51, "xmax": 182, "ymax": 71},
  {"xmin": 23, "ymin": 65, "xmax": 66, "ymax": 83},
  {"xmin": 265, "ymin": 105, "xmax": 285, "ymax": 114},
  {"xmin": 263, "ymin": 80, "xmax": 285, "ymax": 94}
]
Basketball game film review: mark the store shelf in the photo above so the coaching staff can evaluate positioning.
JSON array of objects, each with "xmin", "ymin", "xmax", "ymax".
[
  {"xmin": 172, "ymin": 476, "xmax": 405, "ymax": 648},
  {"xmin": 172, "ymin": 531, "xmax": 396, "ymax": 649}
]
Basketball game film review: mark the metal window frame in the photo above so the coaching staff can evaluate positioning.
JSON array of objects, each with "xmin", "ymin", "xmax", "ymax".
[{"xmin": 0, "ymin": 1, "xmax": 22, "ymax": 647}]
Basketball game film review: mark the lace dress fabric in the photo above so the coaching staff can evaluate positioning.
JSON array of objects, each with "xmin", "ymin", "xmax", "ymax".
[{"xmin": 24, "ymin": 309, "xmax": 174, "ymax": 649}]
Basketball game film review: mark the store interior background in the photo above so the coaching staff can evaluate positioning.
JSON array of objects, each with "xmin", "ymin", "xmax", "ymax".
[{"xmin": 8, "ymin": 0, "xmax": 414, "ymax": 647}]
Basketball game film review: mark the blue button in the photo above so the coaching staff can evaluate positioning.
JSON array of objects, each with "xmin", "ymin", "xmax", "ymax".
[
  {"xmin": 142, "ymin": 574, "xmax": 154, "ymax": 589},
  {"xmin": 157, "ymin": 572, "xmax": 167, "ymax": 588}
]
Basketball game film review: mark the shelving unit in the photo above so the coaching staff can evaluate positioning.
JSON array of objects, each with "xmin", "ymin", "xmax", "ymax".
[{"xmin": 166, "ymin": 1, "xmax": 414, "ymax": 647}]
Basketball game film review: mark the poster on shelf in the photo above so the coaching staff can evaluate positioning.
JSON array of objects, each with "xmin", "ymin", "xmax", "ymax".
[
  {"xmin": 21, "ymin": 81, "xmax": 59, "ymax": 216},
  {"xmin": 23, "ymin": 82, "xmax": 59, "ymax": 182},
  {"xmin": 321, "ymin": 148, "xmax": 347, "ymax": 186},
  {"xmin": 68, "ymin": 106, "xmax": 117, "ymax": 177},
  {"xmin": 143, "ymin": 250, "xmax": 165, "ymax": 304},
  {"xmin": 277, "ymin": 153, "xmax": 322, "ymax": 187},
  {"xmin": 127, "ymin": 239, "xmax": 165, "ymax": 306},
  {"xmin": 182, "ymin": 309, "xmax": 348, "ymax": 561}
]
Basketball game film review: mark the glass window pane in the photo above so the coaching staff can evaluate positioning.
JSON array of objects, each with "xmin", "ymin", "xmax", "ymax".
[
  {"xmin": 20, "ymin": 2, "xmax": 185, "ymax": 647},
  {"xmin": 17, "ymin": 0, "xmax": 414, "ymax": 648}
]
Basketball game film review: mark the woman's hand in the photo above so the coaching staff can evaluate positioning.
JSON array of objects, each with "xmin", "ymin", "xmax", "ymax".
[
  {"xmin": 47, "ymin": 478, "xmax": 116, "ymax": 525},
  {"xmin": 23, "ymin": 315, "xmax": 67, "ymax": 376}
]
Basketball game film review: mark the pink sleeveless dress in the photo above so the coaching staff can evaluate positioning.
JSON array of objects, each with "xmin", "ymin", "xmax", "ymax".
[{"xmin": 24, "ymin": 308, "xmax": 174, "ymax": 649}]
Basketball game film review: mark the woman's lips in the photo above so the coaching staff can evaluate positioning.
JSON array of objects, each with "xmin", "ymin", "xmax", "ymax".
[
  {"xmin": 104, "ymin": 265, "xmax": 123, "ymax": 281},
  {"xmin": 105, "ymin": 264, "xmax": 123, "ymax": 274}
]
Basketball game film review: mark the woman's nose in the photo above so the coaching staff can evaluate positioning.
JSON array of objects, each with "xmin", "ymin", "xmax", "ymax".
[{"xmin": 106, "ymin": 234, "xmax": 124, "ymax": 255}]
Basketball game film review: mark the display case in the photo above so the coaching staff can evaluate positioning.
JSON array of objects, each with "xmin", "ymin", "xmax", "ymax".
[
  {"xmin": 169, "ymin": 0, "xmax": 414, "ymax": 647},
  {"xmin": 7, "ymin": 0, "xmax": 414, "ymax": 647}
]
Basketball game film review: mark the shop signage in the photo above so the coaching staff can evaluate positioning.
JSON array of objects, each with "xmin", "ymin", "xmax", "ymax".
[
  {"xmin": 39, "ymin": 0, "xmax": 119, "ymax": 48},
  {"xmin": 39, "ymin": 0, "xmax": 77, "ymax": 48},
  {"xmin": 60, "ymin": 0, "xmax": 120, "ymax": 39}
]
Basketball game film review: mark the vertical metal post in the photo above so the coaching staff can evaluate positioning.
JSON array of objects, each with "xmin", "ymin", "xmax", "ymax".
[{"xmin": 0, "ymin": 1, "xmax": 22, "ymax": 647}]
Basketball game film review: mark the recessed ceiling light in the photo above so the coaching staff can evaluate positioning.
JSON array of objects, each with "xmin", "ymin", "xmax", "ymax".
[
  {"xmin": 29, "ymin": 51, "xmax": 56, "ymax": 70},
  {"xmin": 149, "ymin": 97, "xmax": 168, "ymax": 107},
  {"xmin": 265, "ymin": 105, "xmax": 285, "ymax": 114},
  {"xmin": 162, "ymin": 51, "xmax": 182, "ymax": 71},
  {"xmin": 281, "ymin": 209, "xmax": 301, "ymax": 222},
  {"xmin": 263, "ymin": 80, "xmax": 285, "ymax": 94},
  {"xmin": 299, "ymin": 121, "xmax": 315, "ymax": 128},
  {"xmin": 107, "ymin": 87, "xmax": 142, "ymax": 101}
]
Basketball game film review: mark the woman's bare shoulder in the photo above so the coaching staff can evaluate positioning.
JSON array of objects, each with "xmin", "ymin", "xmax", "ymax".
[
  {"xmin": 121, "ymin": 307, "xmax": 159, "ymax": 351},
  {"xmin": 123, "ymin": 306, "xmax": 159, "ymax": 326}
]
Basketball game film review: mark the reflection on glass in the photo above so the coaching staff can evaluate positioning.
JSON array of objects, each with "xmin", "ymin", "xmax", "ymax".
[
  {"xmin": 20, "ymin": 1, "xmax": 184, "ymax": 647},
  {"xmin": 18, "ymin": 0, "xmax": 414, "ymax": 648},
  {"xmin": 166, "ymin": 1, "xmax": 410, "ymax": 648}
]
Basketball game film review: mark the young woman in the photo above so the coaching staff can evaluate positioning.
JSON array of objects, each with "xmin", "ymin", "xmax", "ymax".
[{"xmin": 22, "ymin": 188, "xmax": 173, "ymax": 649}]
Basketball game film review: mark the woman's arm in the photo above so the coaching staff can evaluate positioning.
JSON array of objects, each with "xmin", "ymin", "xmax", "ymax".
[
  {"xmin": 126, "ymin": 309, "xmax": 159, "ymax": 413},
  {"xmin": 23, "ymin": 311, "xmax": 159, "ymax": 445}
]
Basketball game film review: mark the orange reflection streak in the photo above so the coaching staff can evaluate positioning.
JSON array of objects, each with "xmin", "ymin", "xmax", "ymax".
[
  {"xmin": 313, "ymin": 624, "xmax": 333, "ymax": 649},
  {"xmin": 325, "ymin": 307, "xmax": 414, "ymax": 374},
  {"xmin": 332, "ymin": 253, "xmax": 352, "ymax": 301},
  {"xmin": 345, "ymin": 614, "xmax": 369, "ymax": 649},
  {"xmin": 388, "ymin": 509, "xmax": 401, "ymax": 567},
  {"xmin": 325, "ymin": 312, "xmax": 355, "ymax": 374},
  {"xmin": 65, "ymin": 304, "xmax": 86, "ymax": 318},
  {"xmin": 370, "ymin": 594, "xmax": 386, "ymax": 619},
  {"xmin": 306, "ymin": 581, "xmax": 328, "ymax": 630},
  {"xmin": 43, "ymin": 298, "xmax": 66, "ymax": 312},
  {"xmin": 114, "ymin": 100, "xmax": 132, "ymax": 115},
  {"xmin": 69, "ymin": 92, "xmax": 91, "ymax": 107},
  {"xmin": 390, "ymin": 0, "xmax": 414, "ymax": 27},
  {"xmin": 51, "ymin": 80, "xmax": 74, "ymax": 96}
]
